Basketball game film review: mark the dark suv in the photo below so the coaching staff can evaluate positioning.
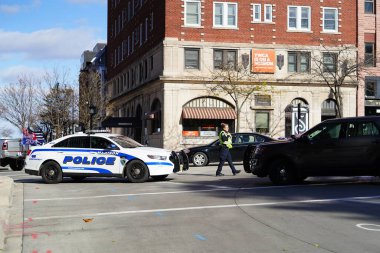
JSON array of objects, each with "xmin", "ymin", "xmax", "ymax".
[{"xmin": 245, "ymin": 116, "xmax": 380, "ymax": 185}]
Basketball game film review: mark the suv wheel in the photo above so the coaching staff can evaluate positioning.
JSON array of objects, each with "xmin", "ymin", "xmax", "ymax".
[
  {"xmin": 41, "ymin": 161, "xmax": 63, "ymax": 184},
  {"xmin": 269, "ymin": 159, "xmax": 295, "ymax": 185},
  {"xmin": 192, "ymin": 152, "xmax": 208, "ymax": 167},
  {"xmin": 243, "ymin": 146, "xmax": 255, "ymax": 173}
]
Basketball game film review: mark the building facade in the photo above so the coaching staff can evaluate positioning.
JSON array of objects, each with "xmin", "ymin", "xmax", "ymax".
[
  {"xmin": 106, "ymin": 0, "xmax": 357, "ymax": 149},
  {"xmin": 79, "ymin": 43, "xmax": 108, "ymax": 129},
  {"xmin": 358, "ymin": 0, "xmax": 380, "ymax": 116}
]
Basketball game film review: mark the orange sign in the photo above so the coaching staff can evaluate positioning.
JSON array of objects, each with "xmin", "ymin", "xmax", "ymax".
[
  {"xmin": 182, "ymin": 131, "xmax": 200, "ymax": 137},
  {"xmin": 251, "ymin": 49, "xmax": 276, "ymax": 73}
]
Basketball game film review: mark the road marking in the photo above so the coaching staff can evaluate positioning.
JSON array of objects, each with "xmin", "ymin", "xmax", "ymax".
[
  {"xmin": 159, "ymin": 181, "xmax": 234, "ymax": 189},
  {"xmin": 356, "ymin": 224, "xmax": 380, "ymax": 232},
  {"xmin": 26, "ymin": 195, "xmax": 380, "ymax": 221},
  {"xmin": 25, "ymin": 183, "xmax": 339, "ymax": 202}
]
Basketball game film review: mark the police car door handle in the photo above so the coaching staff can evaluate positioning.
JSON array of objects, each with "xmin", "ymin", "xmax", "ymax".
[{"xmin": 57, "ymin": 151, "xmax": 64, "ymax": 153}]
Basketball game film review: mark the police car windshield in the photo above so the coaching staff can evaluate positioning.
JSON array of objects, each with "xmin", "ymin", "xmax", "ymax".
[{"xmin": 109, "ymin": 136, "xmax": 143, "ymax": 148}]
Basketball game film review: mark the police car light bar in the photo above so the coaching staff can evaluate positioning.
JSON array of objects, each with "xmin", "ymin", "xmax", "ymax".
[{"xmin": 85, "ymin": 129, "xmax": 111, "ymax": 134}]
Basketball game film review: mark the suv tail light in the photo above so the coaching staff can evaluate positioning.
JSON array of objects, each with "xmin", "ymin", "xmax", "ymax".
[{"xmin": 2, "ymin": 142, "xmax": 8, "ymax": 150}]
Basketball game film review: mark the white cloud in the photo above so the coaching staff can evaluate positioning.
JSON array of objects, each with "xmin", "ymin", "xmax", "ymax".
[
  {"xmin": 0, "ymin": 28, "xmax": 105, "ymax": 60},
  {"xmin": 0, "ymin": 65, "xmax": 46, "ymax": 85},
  {"xmin": 0, "ymin": 5, "xmax": 21, "ymax": 14},
  {"xmin": 0, "ymin": 0, "xmax": 41, "ymax": 14},
  {"xmin": 67, "ymin": 0, "xmax": 106, "ymax": 4}
]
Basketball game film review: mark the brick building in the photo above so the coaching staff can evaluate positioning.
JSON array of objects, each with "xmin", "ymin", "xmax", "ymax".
[
  {"xmin": 106, "ymin": 0, "xmax": 357, "ymax": 149},
  {"xmin": 358, "ymin": 0, "xmax": 380, "ymax": 116}
]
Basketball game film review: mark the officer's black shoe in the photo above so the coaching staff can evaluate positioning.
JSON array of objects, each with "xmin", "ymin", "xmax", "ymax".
[
  {"xmin": 216, "ymin": 173, "xmax": 225, "ymax": 177},
  {"xmin": 233, "ymin": 170, "xmax": 241, "ymax": 176}
]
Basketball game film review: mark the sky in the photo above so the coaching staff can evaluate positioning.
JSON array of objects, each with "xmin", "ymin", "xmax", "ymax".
[{"xmin": 0, "ymin": 0, "xmax": 107, "ymax": 85}]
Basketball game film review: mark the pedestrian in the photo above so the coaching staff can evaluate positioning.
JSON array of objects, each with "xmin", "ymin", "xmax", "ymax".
[{"xmin": 216, "ymin": 123, "xmax": 241, "ymax": 177}]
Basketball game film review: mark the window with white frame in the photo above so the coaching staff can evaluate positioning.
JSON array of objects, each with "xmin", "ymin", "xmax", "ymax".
[
  {"xmin": 323, "ymin": 8, "xmax": 338, "ymax": 32},
  {"xmin": 213, "ymin": 2, "xmax": 238, "ymax": 28},
  {"xmin": 253, "ymin": 4, "xmax": 261, "ymax": 22},
  {"xmin": 288, "ymin": 6, "xmax": 311, "ymax": 31},
  {"xmin": 264, "ymin": 4, "xmax": 272, "ymax": 22},
  {"xmin": 185, "ymin": 0, "xmax": 201, "ymax": 26}
]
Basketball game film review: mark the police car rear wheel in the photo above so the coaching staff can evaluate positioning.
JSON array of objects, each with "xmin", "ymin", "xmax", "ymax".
[
  {"xmin": 126, "ymin": 160, "xmax": 149, "ymax": 183},
  {"xmin": 41, "ymin": 162, "xmax": 62, "ymax": 184},
  {"xmin": 151, "ymin": 175, "xmax": 169, "ymax": 181}
]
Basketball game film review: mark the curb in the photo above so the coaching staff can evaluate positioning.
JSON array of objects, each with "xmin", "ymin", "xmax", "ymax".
[{"xmin": 0, "ymin": 176, "xmax": 14, "ymax": 251}]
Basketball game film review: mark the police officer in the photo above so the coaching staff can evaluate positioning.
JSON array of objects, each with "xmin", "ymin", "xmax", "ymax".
[{"xmin": 216, "ymin": 123, "xmax": 241, "ymax": 177}]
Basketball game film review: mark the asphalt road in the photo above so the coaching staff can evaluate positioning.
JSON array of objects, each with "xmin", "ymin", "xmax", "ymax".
[{"xmin": 2, "ymin": 165, "xmax": 380, "ymax": 253}]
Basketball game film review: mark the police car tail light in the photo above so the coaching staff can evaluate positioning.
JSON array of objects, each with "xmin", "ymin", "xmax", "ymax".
[
  {"xmin": 27, "ymin": 149, "xmax": 32, "ymax": 156},
  {"xmin": 147, "ymin": 155, "xmax": 167, "ymax": 160},
  {"xmin": 2, "ymin": 142, "xmax": 8, "ymax": 150}
]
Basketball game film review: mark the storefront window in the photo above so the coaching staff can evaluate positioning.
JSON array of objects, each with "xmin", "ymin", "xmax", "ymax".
[{"xmin": 182, "ymin": 119, "xmax": 234, "ymax": 137}]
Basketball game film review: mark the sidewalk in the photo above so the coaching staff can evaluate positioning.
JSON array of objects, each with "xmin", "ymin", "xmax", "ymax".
[{"xmin": 0, "ymin": 176, "xmax": 18, "ymax": 252}]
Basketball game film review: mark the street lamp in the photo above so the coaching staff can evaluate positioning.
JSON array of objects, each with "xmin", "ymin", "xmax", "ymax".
[{"xmin": 89, "ymin": 105, "xmax": 97, "ymax": 130}]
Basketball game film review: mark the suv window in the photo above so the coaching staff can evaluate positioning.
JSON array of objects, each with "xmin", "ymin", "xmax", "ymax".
[
  {"xmin": 346, "ymin": 122, "xmax": 380, "ymax": 138},
  {"xmin": 308, "ymin": 123, "xmax": 343, "ymax": 141},
  {"xmin": 91, "ymin": 137, "xmax": 119, "ymax": 150},
  {"xmin": 53, "ymin": 137, "xmax": 90, "ymax": 148}
]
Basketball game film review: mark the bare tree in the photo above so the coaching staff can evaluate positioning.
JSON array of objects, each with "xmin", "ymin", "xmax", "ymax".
[
  {"xmin": 206, "ymin": 64, "xmax": 271, "ymax": 131},
  {"xmin": 0, "ymin": 75, "xmax": 41, "ymax": 132},
  {"xmin": 79, "ymin": 70, "xmax": 105, "ymax": 129},
  {"xmin": 0, "ymin": 127, "xmax": 14, "ymax": 138},
  {"xmin": 309, "ymin": 45, "xmax": 361, "ymax": 118},
  {"xmin": 38, "ymin": 69, "xmax": 79, "ymax": 140}
]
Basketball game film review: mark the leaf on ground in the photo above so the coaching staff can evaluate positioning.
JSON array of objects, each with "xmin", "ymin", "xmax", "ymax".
[{"xmin": 83, "ymin": 218, "xmax": 94, "ymax": 223}]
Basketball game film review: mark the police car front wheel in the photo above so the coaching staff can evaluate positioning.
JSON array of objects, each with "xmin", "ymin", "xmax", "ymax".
[
  {"xmin": 125, "ymin": 160, "xmax": 149, "ymax": 183},
  {"xmin": 41, "ymin": 161, "xmax": 63, "ymax": 184}
]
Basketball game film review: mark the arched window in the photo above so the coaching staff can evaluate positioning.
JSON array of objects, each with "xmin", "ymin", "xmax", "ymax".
[
  {"xmin": 285, "ymin": 98, "xmax": 310, "ymax": 137},
  {"xmin": 151, "ymin": 99, "xmax": 161, "ymax": 134}
]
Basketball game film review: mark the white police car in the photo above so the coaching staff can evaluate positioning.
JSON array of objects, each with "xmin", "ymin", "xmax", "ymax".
[{"xmin": 24, "ymin": 131, "xmax": 188, "ymax": 184}]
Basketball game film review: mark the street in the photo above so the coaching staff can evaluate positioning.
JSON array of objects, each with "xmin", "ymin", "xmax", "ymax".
[{"xmin": 2, "ymin": 165, "xmax": 380, "ymax": 253}]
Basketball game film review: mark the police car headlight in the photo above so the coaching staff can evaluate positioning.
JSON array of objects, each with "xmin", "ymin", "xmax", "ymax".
[{"xmin": 147, "ymin": 155, "xmax": 167, "ymax": 160}]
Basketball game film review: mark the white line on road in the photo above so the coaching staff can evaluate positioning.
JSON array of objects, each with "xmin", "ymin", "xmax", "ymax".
[
  {"xmin": 26, "ymin": 195, "xmax": 380, "ymax": 221},
  {"xmin": 158, "ymin": 181, "xmax": 235, "ymax": 189},
  {"xmin": 25, "ymin": 183, "xmax": 340, "ymax": 202},
  {"xmin": 356, "ymin": 224, "xmax": 380, "ymax": 232}
]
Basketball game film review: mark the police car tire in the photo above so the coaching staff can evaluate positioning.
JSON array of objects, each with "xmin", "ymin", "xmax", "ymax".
[
  {"xmin": 192, "ymin": 152, "xmax": 208, "ymax": 167},
  {"xmin": 125, "ymin": 160, "xmax": 149, "ymax": 183},
  {"xmin": 41, "ymin": 161, "xmax": 63, "ymax": 184},
  {"xmin": 151, "ymin": 175, "xmax": 169, "ymax": 181}
]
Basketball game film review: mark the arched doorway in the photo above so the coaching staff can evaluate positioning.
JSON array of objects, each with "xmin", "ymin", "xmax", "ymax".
[
  {"xmin": 321, "ymin": 99, "xmax": 337, "ymax": 121},
  {"xmin": 181, "ymin": 97, "xmax": 236, "ymax": 137},
  {"xmin": 134, "ymin": 104, "xmax": 143, "ymax": 143},
  {"xmin": 285, "ymin": 98, "xmax": 309, "ymax": 136}
]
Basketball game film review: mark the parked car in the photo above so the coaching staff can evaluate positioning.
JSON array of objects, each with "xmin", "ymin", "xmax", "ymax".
[
  {"xmin": 0, "ymin": 139, "xmax": 26, "ymax": 171},
  {"xmin": 184, "ymin": 133, "xmax": 274, "ymax": 166},
  {"xmin": 244, "ymin": 116, "xmax": 380, "ymax": 185}
]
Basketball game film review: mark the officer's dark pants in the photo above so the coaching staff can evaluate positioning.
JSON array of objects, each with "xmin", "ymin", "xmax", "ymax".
[{"xmin": 216, "ymin": 146, "xmax": 237, "ymax": 175}]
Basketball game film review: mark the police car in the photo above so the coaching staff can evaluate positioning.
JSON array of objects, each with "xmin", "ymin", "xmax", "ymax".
[{"xmin": 24, "ymin": 131, "xmax": 188, "ymax": 184}]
